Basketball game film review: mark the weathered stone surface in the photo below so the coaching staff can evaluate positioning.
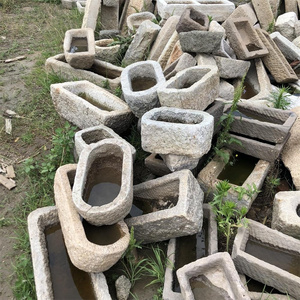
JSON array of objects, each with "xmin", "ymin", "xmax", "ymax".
[
  {"xmin": 50, "ymin": 80, "xmax": 132, "ymax": 134},
  {"xmin": 145, "ymin": 153, "xmax": 171, "ymax": 177},
  {"xmin": 196, "ymin": 53, "xmax": 217, "ymax": 66},
  {"xmin": 282, "ymin": 106, "xmax": 300, "ymax": 189},
  {"xmin": 256, "ymin": 29, "xmax": 298, "ymax": 83},
  {"xmin": 54, "ymin": 164, "xmax": 130, "ymax": 274},
  {"xmin": 122, "ymin": 20, "xmax": 160, "ymax": 66},
  {"xmin": 141, "ymin": 107, "xmax": 214, "ymax": 157},
  {"xmin": 157, "ymin": 66, "xmax": 219, "ymax": 111},
  {"xmin": 125, "ymin": 170, "xmax": 204, "ymax": 243},
  {"xmin": 251, "ymin": 0, "xmax": 274, "ymax": 31},
  {"xmin": 160, "ymin": 153, "xmax": 200, "ymax": 172},
  {"xmin": 285, "ymin": 0, "xmax": 298, "ymax": 16},
  {"xmin": 95, "ymin": 39, "xmax": 120, "ymax": 64},
  {"xmin": 232, "ymin": 219, "xmax": 300, "ymax": 299},
  {"xmin": 127, "ymin": 12, "xmax": 155, "ymax": 33},
  {"xmin": 209, "ymin": 20, "xmax": 225, "ymax": 38},
  {"xmin": 176, "ymin": 8, "xmax": 209, "ymax": 33},
  {"xmin": 213, "ymin": 38, "xmax": 236, "ymax": 59},
  {"xmin": 165, "ymin": 40, "xmax": 183, "ymax": 68},
  {"xmin": 179, "ymin": 31, "xmax": 223, "ymax": 54},
  {"xmin": 62, "ymin": 0, "xmax": 77, "ymax": 9},
  {"xmin": 163, "ymin": 204, "xmax": 218, "ymax": 300},
  {"xmin": 72, "ymin": 139, "xmax": 133, "ymax": 226},
  {"xmin": 272, "ymin": 191, "xmax": 300, "ymax": 239},
  {"xmin": 177, "ymin": 252, "xmax": 250, "ymax": 300},
  {"xmin": 197, "ymin": 149, "xmax": 270, "ymax": 211},
  {"xmin": 270, "ymin": 31, "xmax": 300, "ymax": 61},
  {"xmin": 224, "ymin": 17, "xmax": 268, "ymax": 60},
  {"xmin": 100, "ymin": 4, "xmax": 119, "ymax": 31},
  {"xmin": 28, "ymin": 205, "xmax": 113, "ymax": 297},
  {"xmin": 164, "ymin": 53, "xmax": 196, "ymax": 80},
  {"xmin": 214, "ymin": 56, "xmax": 250, "ymax": 79},
  {"xmin": 294, "ymin": 20, "xmax": 300, "ymax": 37},
  {"xmin": 121, "ymin": 60, "xmax": 165, "ymax": 118},
  {"xmin": 74, "ymin": 125, "xmax": 136, "ymax": 160},
  {"xmin": 82, "ymin": 0, "xmax": 101, "ymax": 30},
  {"xmin": 275, "ymin": 12, "xmax": 297, "ymax": 41},
  {"xmin": 45, "ymin": 54, "xmax": 123, "ymax": 90},
  {"xmin": 219, "ymin": 79, "xmax": 234, "ymax": 101},
  {"xmin": 292, "ymin": 36, "xmax": 300, "ymax": 48},
  {"xmin": 63, "ymin": 28, "xmax": 95, "ymax": 69},
  {"xmin": 76, "ymin": 0, "xmax": 86, "ymax": 13},
  {"xmin": 115, "ymin": 275, "xmax": 131, "ymax": 300},
  {"xmin": 148, "ymin": 16, "xmax": 180, "ymax": 61}
]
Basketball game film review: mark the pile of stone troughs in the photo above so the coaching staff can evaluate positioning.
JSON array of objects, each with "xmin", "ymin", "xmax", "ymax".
[{"xmin": 27, "ymin": 0, "xmax": 300, "ymax": 299}]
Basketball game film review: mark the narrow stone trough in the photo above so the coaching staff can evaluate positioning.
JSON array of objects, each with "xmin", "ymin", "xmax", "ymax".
[{"xmin": 28, "ymin": 0, "xmax": 300, "ymax": 299}]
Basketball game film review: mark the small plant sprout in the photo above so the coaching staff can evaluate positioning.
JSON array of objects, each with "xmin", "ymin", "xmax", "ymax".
[
  {"xmin": 265, "ymin": 175, "xmax": 281, "ymax": 198},
  {"xmin": 268, "ymin": 86, "xmax": 291, "ymax": 110},
  {"xmin": 207, "ymin": 15, "xmax": 213, "ymax": 23},
  {"xmin": 210, "ymin": 180, "xmax": 249, "ymax": 252}
]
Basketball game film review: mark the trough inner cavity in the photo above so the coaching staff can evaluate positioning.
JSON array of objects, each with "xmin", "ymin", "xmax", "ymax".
[
  {"xmin": 246, "ymin": 276, "xmax": 285, "ymax": 294},
  {"xmin": 156, "ymin": 112, "xmax": 203, "ymax": 124},
  {"xmin": 82, "ymin": 220, "xmax": 124, "ymax": 245},
  {"xmin": 81, "ymin": 130, "xmax": 111, "ymax": 144},
  {"xmin": 70, "ymin": 37, "xmax": 88, "ymax": 53},
  {"xmin": 131, "ymin": 76, "xmax": 157, "ymax": 92},
  {"xmin": 235, "ymin": 21, "xmax": 261, "ymax": 51},
  {"xmin": 78, "ymin": 92, "xmax": 114, "ymax": 111},
  {"xmin": 189, "ymin": 277, "xmax": 227, "ymax": 300},
  {"xmin": 242, "ymin": 81, "xmax": 257, "ymax": 99},
  {"xmin": 83, "ymin": 156, "xmax": 122, "ymax": 207},
  {"xmin": 218, "ymin": 152, "xmax": 258, "ymax": 186},
  {"xmin": 173, "ymin": 218, "xmax": 208, "ymax": 293},
  {"xmin": 245, "ymin": 237, "xmax": 300, "ymax": 277},
  {"xmin": 45, "ymin": 223, "xmax": 96, "ymax": 300}
]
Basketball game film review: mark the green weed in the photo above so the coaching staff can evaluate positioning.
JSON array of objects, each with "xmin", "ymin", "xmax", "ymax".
[
  {"xmin": 268, "ymin": 86, "xmax": 291, "ymax": 110},
  {"xmin": 265, "ymin": 175, "xmax": 281, "ymax": 198}
]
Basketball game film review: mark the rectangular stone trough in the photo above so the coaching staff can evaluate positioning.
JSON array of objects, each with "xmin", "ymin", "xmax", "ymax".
[
  {"xmin": 125, "ymin": 169, "xmax": 204, "ymax": 244},
  {"xmin": 232, "ymin": 219, "xmax": 300, "ymax": 299},
  {"xmin": 163, "ymin": 204, "xmax": 218, "ymax": 300},
  {"xmin": 45, "ymin": 53, "xmax": 123, "ymax": 90},
  {"xmin": 223, "ymin": 17, "xmax": 268, "ymax": 60},
  {"xmin": 27, "ymin": 206, "xmax": 112, "ymax": 300},
  {"xmin": 50, "ymin": 80, "xmax": 132, "ymax": 134},
  {"xmin": 197, "ymin": 149, "xmax": 270, "ymax": 211},
  {"xmin": 227, "ymin": 103, "xmax": 297, "ymax": 144}
]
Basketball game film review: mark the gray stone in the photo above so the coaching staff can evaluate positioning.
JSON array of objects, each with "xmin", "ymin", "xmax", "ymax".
[
  {"xmin": 292, "ymin": 36, "xmax": 300, "ymax": 48},
  {"xmin": 82, "ymin": 0, "xmax": 101, "ymax": 30},
  {"xmin": 196, "ymin": 53, "xmax": 217, "ymax": 66},
  {"xmin": 209, "ymin": 20, "xmax": 225, "ymax": 38},
  {"xmin": 163, "ymin": 204, "xmax": 218, "ymax": 300},
  {"xmin": 125, "ymin": 170, "xmax": 204, "ymax": 243},
  {"xmin": 214, "ymin": 56, "xmax": 250, "ymax": 79},
  {"xmin": 176, "ymin": 8, "xmax": 209, "ymax": 33},
  {"xmin": 160, "ymin": 153, "xmax": 200, "ymax": 172},
  {"xmin": 179, "ymin": 31, "xmax": 224, "ymax": 54},
  {"xmin": 54, "ymin": 164, "xmax": 130, "ymax": 273},
  {"xmin": 76, "ymin": 0, "xmax": 86, "ymax": 13},
  {"xmin": 157, "ymin": 66, "xmax": 219, "ymax": 111},
  {"xmin": 285, "ymin": 0, "xmax": 298, "ymax": 16},
  {"xmin": 282, "ymin": 106, "xmax": 300, "ymax": 190},
  {"xmin": 177, "ymin": 252, "xmax": 250, "ymax": 300},
  {"xmin": 141, "ymin": 107, "xmax": 214, "ymax": 157},
  {"xmin": 223, "ymin": 17, "xmax": 269, "ymax": 60},
  {"xmin": 62, "ymin": 0, "xmax": 77, "ymax": 9},
  {"xmin": 148, "ymin": 15, "xmax": 180, "ymax": 61},
  {"xmin": 272, "ymin": 191, "xmax": 300, "ymax": 239},
  {"xmin": 219, "ymin": 79, "xmax": 234, "ymax": 100},
  {"xmin": 115, "ymin": 275, "xmax": 131, "ymax": 300},
  {"xmin": 63, "ymin": 28, "xmax": 95, "ymax": 69},
  {"xmin": 256, "ymin": 29, "xmax": 298, "ymax": 83},
  {"xmin": 72, "ymin": 139, "xmax": 133, "ymax": 226},
  {"xmin": 95, "ymin": 39, "xmax": 120, "ymax": 64},
  {"xmin": 122, "ymin": 20, "xmax": 160, "ymax": 66},
  {"xmin": 144, "ymin": 153, "xmax": 171, "ymax": 177},
  {"xmin": 126, "ymin": 12, "xmax": 156, "ymax": 34},
  {"xmin": 252, "ymin": 0, "xmax": 274, "ymax": 31},
  {"xmin": 232, "ymin": 219, "xmax": 300, "ymax": 299},
  {"xmin": 212, "ymin": 37, "xmax": 236, "ymax": 59},
  {"xmin": 271, "ymin": 31, "xmax": 300, "ymax": 62},
  {"xmin": 28, "ymin": 205, "xmax": 113, "ymax": 298},
  {"xmin": 100, "ymin": 4, "xmax": 119, "ymax": 31},
  {"xmin": 275, "ymin": 12, "xmax": 297, "ymax": 41},
  {"xmin": 121, "ymin": 60, "xmax": 165, "ymax": 118},
  {"xmin": 50, "ymin": 80, "xmax": 132, "ymax": 134},
  {"xmin": 45, "ymin": 54, "xmax": 123, "ymax": 90}
]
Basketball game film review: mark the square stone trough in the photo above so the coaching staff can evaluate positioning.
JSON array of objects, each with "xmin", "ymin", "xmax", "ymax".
[
  {"xmin": 272, "ymin": 191, "xmax": 300, "ymax": 240},
  {"xmin": 45, "ymin": 53, "xmax": 123, "ymax": 90},
  {"xmin": 50, "ymin": 80, "xmax": 132, "ymax": 134},
  {"xmin": 163, "ymin": 204, "xmax": 218, "ymax": 300},
  {"xmin": 72, "ymin": 138, "xmax": 133, "ymax": 226},
  {"xmin": 197, "ymin": 149, "xmax": 270, "ymax": 211},
  {"xmin": 227, "ymin": 103, "xmax": 297, "ymax": 144},
  {"xmin": 125, "ymin": 169, "xmax": 204, "ymax": 244},
  {"xmin": 74, "ymin": 124, "xmax": 136, "ymax": 160},
  {"xmin": 54, "ymin": 164, "xmax": 130, "ymax": 273},
  {"xmin": 94, "ymin": 39, "xmax": 120, "ymax": 64},
  {"xmin": 27, "ymin": 206, "xmax": 112, "ymax": 299},
  {"xmin": 232, "ymin": 219, "xmax": 300, "ymax": 299},
  {"xmin": 63, "ymin": 28, "xmax": 95, "ymax": 69},
  {"xmin": 121, "ymin": 60, "xmax": 166, "ymax": 118},
  {"xmin": 157, "ymin": 66, "xmax": 219, "ymax": 111},
  {"xmin": 223, "ymin": 17, "xmax": 268, "ymax": 60},
  {"xmin": 176, "ymin": 252, "xmax": 250, "ymax": 300},
  {"xmin": 156, "ymin": 0, "xmax": 234, "ymax": 22}
]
